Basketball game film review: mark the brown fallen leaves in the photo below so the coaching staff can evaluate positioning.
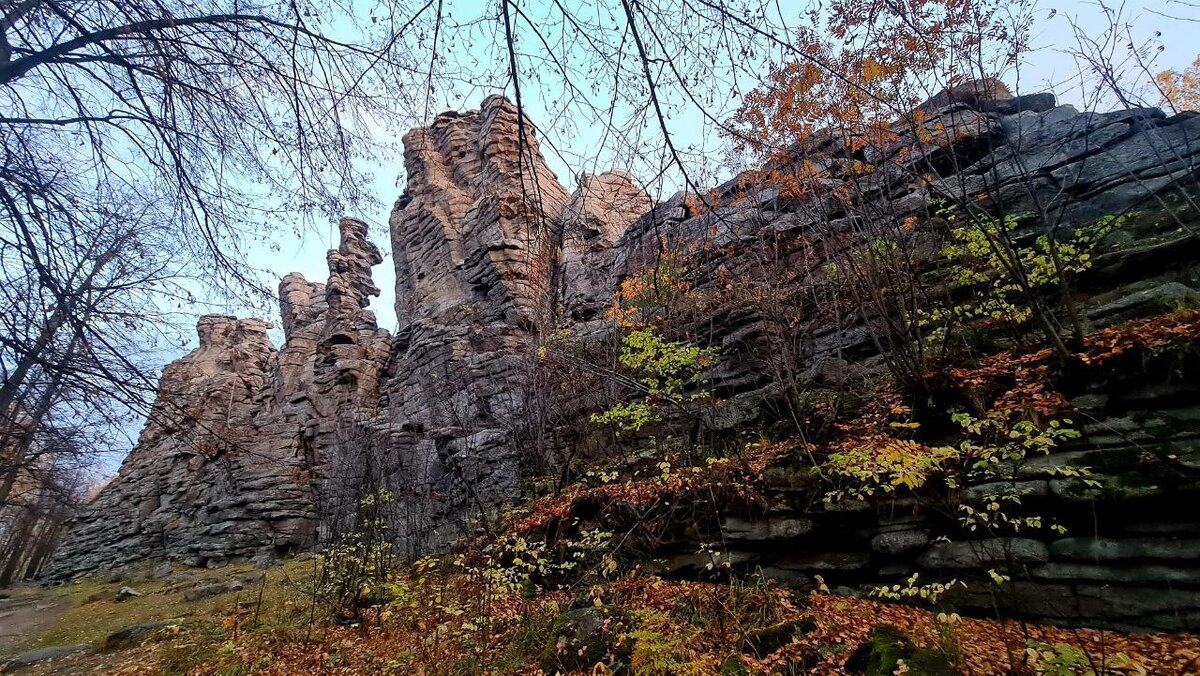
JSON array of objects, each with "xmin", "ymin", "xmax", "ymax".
[
  {"xmin": 508, "ymin": 440, "xmax": 790, "ymax": 536},
  {"xmin": 80, "ymin": 577, "xmax": 1200, "ymax": 675},
  {"xmin": 764, "ymin": 594, "xmax": 1200, "ymax": 675}
]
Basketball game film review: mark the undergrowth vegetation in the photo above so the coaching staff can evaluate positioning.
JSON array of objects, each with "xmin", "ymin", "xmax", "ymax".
[
  {"xmin": 20, "ymin": 236, "xmax": 1200, "ymax": 673},
  {"xmin": 27, "ymin": 563, "xmax": 1200, "ymax": 675}
]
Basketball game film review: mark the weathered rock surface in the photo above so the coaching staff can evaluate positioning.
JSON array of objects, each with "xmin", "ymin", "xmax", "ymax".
[
  {"xmin": 1, "ymin": 644, "xmax": 91, "ymax": 672},
  {"xmin": 44, "ymin": 90, "xmax": 1200, "ymax": 632},
  {"xmin": 45, "ymin": 218, "xmax": 392, "ymax": 578},
  {"xmin": 101, "ymin": 620, "xmax": 181, "ymax": 651},
  {"xmin": 182, "ymin": 582, "xmax": 241, "ymax": 602}
]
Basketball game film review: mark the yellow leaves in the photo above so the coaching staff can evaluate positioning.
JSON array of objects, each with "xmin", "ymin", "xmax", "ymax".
[
  {"xmin": 861, "ymin": 57, "xmax": 890, "ymax": 83},
  {"xmin": 936, "ymin": 611, "xmax": 961, "ymax": 624},
  {"xmin": 825, "ymin": 434, "xmax": 958, "ymax": 500},
  {"xmin": 813, "ymin": 574, "xmax": 831, "ymax": 594},
  {"xmin": 1157, "ymin": 55, "xmax": 1200, "ymax": 111}
]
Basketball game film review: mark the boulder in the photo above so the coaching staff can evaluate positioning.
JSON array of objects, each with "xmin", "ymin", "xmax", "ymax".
[
  {"xmin": 720, "ymin": 516, "xmax": 814, "ymax": 542},
  {"xmin": 1, "ymin": 644, "xmax": 91, "ymax": 671},
  {"xmin": 183, "ymin": 582, "xmax": 242, "ymax": 602},
  {"xmin": 845, "ymin": 625, "xmax": 960, "ymax": 675},
  {"xmin": 1049, "ymin": 537, "xmax": 1200, "ymax": 561},
  {"xmin": 772, "ymin": 551, "xmax": 873, "ymax": 572},
  {"xmin": 741, "ymin": 618, "xmax": 816, "ymax": 657},
  {"xmin": 102, "ymin": 619, "xmax": 181, "ymax": 651},
  {"xmin": 870, "ymin": 529, "xmax": 932, "ymax": 555},
  {"xmin": 539, "ymin": 607, "xmax": 632, "ymax": 674},
  {"xmin": 115, "ymin": 586, "xmax": 143, "ymax": 602}
]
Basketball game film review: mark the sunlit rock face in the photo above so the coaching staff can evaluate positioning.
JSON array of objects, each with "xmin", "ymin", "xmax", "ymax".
[
  {"xmin": 560, "ymin": 171, "xmax": 653, "ymax": 317},
  {"xmin": 45, "ymin": 90, "xmax": 1200, "ymax": 631},
  {"xmin": 390, "ymin": 95, "xmax": 571, "ymax": 326},
  {"xmin": 380, "ymin": 96, "xmax": 577, "ymax": 552}
]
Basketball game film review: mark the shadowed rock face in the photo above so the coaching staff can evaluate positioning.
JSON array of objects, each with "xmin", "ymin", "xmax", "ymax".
[{"xmin": 44, "ymin": 91, "xmax": 1200, "ymax": 631}]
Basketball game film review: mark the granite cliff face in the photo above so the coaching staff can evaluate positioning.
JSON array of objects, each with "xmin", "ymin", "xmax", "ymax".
[{"xmin": 46, "ymin": 90, "xmax": 1200, "ymax": 631}]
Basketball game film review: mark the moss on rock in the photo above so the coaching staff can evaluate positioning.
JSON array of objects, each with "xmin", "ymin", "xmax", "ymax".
[
  {"xmin": 539, "ymin": 606, "xmax": 632, "ymax": 674},
  {"xmin": 741, "ymin": 617, "xmax": 817, "ymax": 657},
  {"xmin": 845, "ymin": 625, "xmax": 961, "ymax": 675}
]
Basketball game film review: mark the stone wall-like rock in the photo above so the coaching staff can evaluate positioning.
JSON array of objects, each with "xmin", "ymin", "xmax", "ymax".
[
  {"xmin": 45, "ymin": 89, "xmax": 1200, "ymax": 633},
  {"xmin": 646, "ymin": 357, "xmax": 1200, "ymax": 632},
  {"xmin": 568, "ymin": 89, "xmax": 1200, "ymax": 632},
  {"xmin": 45, "ymin": 218, "xmax": 392, "ymax": 578}
]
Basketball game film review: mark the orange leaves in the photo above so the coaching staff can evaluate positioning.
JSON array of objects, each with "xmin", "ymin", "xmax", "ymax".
[
  {"xmin": 943, "ymin": 353, "xmax": 1066, "ymax": 419},
  {"xmin": 1082, "ymin": 308, "xmax": 1200, "ymax": 365},
  {"xmin": 508, "ymin": 441, "xmax": 790, "ymax": 537},
  {"xmin": 1157, "ymin": 55, "xmax": 1200, "ymax": 112},
  {"xmin": 765, "ymin": 593, "xmax": 1200, "ymax": 675},
  {"xmin": 606, "ymin": 243, "xmax": 694, "ymax": 329},
  {"xmin": 938, "ymin": 310, "xmax": 1200, "ymax": 420},
  {"xmin": 860, "ymin": 57, "xmax": 891, "ymax": 84},
  {"xmin": 144, "ymin": 578, "xmax": 1200, "ymax": 675},
  {"xmin": 725, "ymin": 0, "xmax": 1017, "ymax": 180}
]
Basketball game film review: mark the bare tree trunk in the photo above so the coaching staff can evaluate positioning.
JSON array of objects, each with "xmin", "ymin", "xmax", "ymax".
[
  {"xmin": 0, "ymin": 329, "xmax": 84, "ymax": 508},
  {"xmin": 0, "ymin": 509, "xmax": 36, "ymax": 586}
]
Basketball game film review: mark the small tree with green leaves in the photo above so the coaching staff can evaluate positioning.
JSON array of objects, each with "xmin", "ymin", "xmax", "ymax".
[
  {"xmin": 921, "ymin": 209, "xmax": 1124, "ymax": 357},
  {"xmin": 591, "ymin": 328, "xmax": 719, "ymax": 434}
]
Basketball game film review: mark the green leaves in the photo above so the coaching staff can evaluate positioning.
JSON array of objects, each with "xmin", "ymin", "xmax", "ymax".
[
  {"xmin": 591, "ymin": 329, "xmax": 719, "ymax": 433},
  {"xmin": 617, "ymin": 328, "xmax": 719, "ymax": 395},
  {"xmin": 919, "ymin": 211, "xmax": 1125, "ymax": 347}
]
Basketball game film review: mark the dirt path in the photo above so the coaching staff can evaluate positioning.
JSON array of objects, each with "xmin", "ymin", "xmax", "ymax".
[{"xmin": 0, "ymin": 586, "xmax": 67, "ymax": 656}]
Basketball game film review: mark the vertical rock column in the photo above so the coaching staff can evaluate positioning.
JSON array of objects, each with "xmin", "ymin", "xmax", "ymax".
[{"xmin": 381, "ymin": 96, "xmax": 572, "ymax": 553}]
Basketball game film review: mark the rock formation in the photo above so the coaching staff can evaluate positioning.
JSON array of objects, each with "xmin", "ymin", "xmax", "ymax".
[
  {"xmin": 46, "ymin": 89, "xmax": 1200, "ymax": 631},
  {"xmin": 46, "ymin": 218, "xmax": 393, "ymax": 577}
]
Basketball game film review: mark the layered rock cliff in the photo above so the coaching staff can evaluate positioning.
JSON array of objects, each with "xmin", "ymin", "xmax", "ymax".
[
  {"xmin": 45, "ymin": 90, "xmax": 1200, "ymax": 631},
  {"xmin": 47, "ymin": 97, "xmax": 650, "ymax": 574},
  {"xmin": 47, "ymin": 218, "xmax": 392, "ymax": 577}
]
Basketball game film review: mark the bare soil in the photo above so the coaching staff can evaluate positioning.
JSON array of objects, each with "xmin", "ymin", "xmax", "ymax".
[{"xmin": 0, "ymin": 586, "xmax": 67, "ymax": 656}]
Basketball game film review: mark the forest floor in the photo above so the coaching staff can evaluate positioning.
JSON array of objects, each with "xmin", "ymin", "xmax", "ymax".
[
  {"xmin": 0, "ymin": 558, "xmax": 315, "ymax": 674},
  {"xmin": 1, "ymin": 559, "xmax": 1199, "ymax": 674}
]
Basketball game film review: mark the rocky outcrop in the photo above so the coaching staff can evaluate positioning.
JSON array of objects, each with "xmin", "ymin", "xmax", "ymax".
[
  {"xmin": 45, "ymin": 314, "xmax": 303, "ymax": 576},
  {"xmin": 560, "ymin": 171, "xmax": 652, "ymax": 315},
  {"xmin": 45, "ymin": 218, "xmax": 393, "ymax": 578},
  {"xmin": 45, "ymin": 90, "xmax": 1200, "ymax": 632},
  {"xmin": 372, "ymin": 100, "xmax": 658, "ymax": 553}
]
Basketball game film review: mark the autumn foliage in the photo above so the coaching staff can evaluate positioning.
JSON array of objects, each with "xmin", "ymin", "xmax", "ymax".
[
  {"xmin": 1157, "ymin": 55, "xmax": 1200, "ymax": 112},
  {"xmin": 727, "ymin": 0, "xmax": 1026, "ymax": 168},
  {"xmin": 92, "ymin": 574, "xmax": 1200, "ymax": 675}
]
